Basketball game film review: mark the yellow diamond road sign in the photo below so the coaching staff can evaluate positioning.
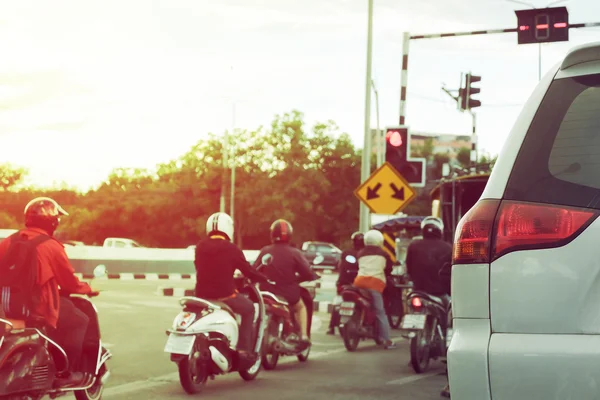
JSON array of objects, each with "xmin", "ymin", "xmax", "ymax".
[{"xmin": 354, "ymin": 162, "xmax": 417, "ymax": 215}]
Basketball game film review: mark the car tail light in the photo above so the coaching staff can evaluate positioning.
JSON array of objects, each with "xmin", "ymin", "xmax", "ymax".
[
  {"xmin": 453, "ymin": 199, "xmax": 500, "ymax": 264},
  {"xmin": 453, "ymin": 199, "xmax": 598, "ymax": 264},
  {"xmin": 411, "ymin": 297, "xmax": 422, "ymax": 308},
  {"xmin": 493, "ymin": 201, "xmax": 596, "ymax": 260}
]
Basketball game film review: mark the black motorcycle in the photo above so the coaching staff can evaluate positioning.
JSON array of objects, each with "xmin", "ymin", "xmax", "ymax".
[
  {"xmin": 0, "ymin": 265, "xmax": 112, "ymax": 400},
  {"xmin": 401, "ymin": 289, "xmax": 450, "ymax": 374}
]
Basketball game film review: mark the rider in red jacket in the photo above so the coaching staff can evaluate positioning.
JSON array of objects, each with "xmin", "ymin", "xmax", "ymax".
[{"xmin": 0, "ymin": 197, "xmax": 98, "ymax": 386}]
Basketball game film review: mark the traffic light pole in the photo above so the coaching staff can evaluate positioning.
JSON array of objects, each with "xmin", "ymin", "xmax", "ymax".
[{"xmin": 398, "ymin": 21, "xmax": 600, "ymax": 126}]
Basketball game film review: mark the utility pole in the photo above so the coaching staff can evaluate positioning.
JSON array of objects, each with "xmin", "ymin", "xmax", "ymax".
[
  {"xmin": 359, "ymin": 0, "xmax": 374, "ymax": 233},
  {"xmin": 371, "ymin": 79, "xmax": 383, "ymax": 167}
]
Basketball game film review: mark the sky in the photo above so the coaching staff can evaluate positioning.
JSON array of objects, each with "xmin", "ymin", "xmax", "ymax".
[{"xmin": 0, "ymin": 0, "xmax": 599, "ymax": 191}]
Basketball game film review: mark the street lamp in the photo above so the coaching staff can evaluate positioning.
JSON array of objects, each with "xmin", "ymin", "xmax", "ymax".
[{"xmin": 506, "ymin": 0, "xmax": 569, "ymax": 81}]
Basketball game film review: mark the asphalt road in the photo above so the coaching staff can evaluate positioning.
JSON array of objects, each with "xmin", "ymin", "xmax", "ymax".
[{"xmin": 50, "ymin": 279, "xmax": 447, "ymax": 400}]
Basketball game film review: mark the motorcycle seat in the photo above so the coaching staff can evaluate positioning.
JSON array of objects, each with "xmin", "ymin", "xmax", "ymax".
[
  {"xmin": 260, "ymin": 291, "xmax": 289, "ymax": 306},
  {"xmin": 343, "ymin": 286, "xmax": 372, "ymax": 301},
  {"xmin": 180, "ymin": 297, "xmax": 236, "ymax": 318}
]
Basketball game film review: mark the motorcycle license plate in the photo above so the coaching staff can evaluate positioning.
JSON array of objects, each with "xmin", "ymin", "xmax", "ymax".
[
  {"xmin": 339, "ymin": 301, "xmax": 355, "ymax": 316},
  {"xmin": 401, "ymin": 314, "xmax": 426, "ymax": 330},
  {"xmin": 164, "ymin": 334, "xmax": 195, "ymax": 355}
]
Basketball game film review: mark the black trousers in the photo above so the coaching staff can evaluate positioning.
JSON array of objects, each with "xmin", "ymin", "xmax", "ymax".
[
  {"xmin": 51, "ymin": 297, "xmax": 90, "ymax": 372},
  {"xmin": 221, "ymin": 295, "xmax": 255, "ymax": 353}
]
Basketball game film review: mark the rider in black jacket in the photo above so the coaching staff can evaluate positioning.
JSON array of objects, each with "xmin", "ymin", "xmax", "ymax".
[
  {"xmin": 327, "ymin": 232, "xmax": 364, "ymax": 335},
  {"xmin": 405, "ymin": 217, "xmax": 452, "ymax": 300},
  {"xmin": 253, "ymin": 219, "xmax": 317, "ymax": 348}
]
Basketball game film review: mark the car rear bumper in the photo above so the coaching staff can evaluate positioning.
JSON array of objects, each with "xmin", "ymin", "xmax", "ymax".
[{"xmin": 447, "ymin": 318, "xmax": 492, "ymax": 400}]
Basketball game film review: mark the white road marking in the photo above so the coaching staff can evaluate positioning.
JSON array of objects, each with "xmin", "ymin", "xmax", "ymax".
[{"xmin": 386, "ymin": 370, "xmax": 444, "ymax": 386}]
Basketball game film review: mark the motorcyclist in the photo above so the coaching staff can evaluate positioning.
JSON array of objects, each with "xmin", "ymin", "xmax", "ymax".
[
  {"xmin": 194, "ymin": 212, "xmax": 270, "ymax": 367},
  {"xmin": 353, "ymin": 229, "xmax": 395, "ymax": 349},
  {"xmin": 404, "ymin": 216, "xmax": 452, "ymax": 398},
  {"xmin": 405, "ymin": 216, "xmax": 451, "ymax": 309},
  {"xmin": 252, "ymin": 219, "xmax": 317, "ymax": 349},
  {"xmin": 0, "ymin": 197, "xmax": 98, "ymax": 386},
  {"xmin": 327, "ymin": 231, "xmax": 364, "ymax": 335}
]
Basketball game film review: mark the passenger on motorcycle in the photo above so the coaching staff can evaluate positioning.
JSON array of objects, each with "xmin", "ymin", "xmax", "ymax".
[
  {"xmin": 0, "ymin": 197, "xmax": 99, "ymax": 386},
  {"xmin": 327, "ymin": 231, "xmax": 364, "ymax": 335},
  {"xmin": 353, "ymin": 229, "xmax": 396, "ymax": 349},
  {"xmin": 194, "ymin": 212, "xmax": 270, "ymax": 366},
  {"xmin": 405, "ymin": 216, "xmax": 451, "ymax": 308},
  {"xmin": 253, "ymin": 219, "xmax": 317, "ymax": 349}
]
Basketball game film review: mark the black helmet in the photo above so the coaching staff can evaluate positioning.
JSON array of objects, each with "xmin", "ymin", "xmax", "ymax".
[
  {"xmin": 421, "ymin": 216, "xmax": 444, "ymax": 239},
  {"xmin": 24, "ymin": 197, "xmax": 68, "ymax": 236},
  {"xmin": 351, "ymin": 232, "xmax": 364, "ymax": 250},
  {"xmin": 270, "ymin": 219, "xmax": 293, "ymax": 243}
]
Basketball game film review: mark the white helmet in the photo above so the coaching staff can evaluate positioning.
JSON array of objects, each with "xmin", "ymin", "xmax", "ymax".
[
  {"xmin": 206, "ymin": 212, "xmax": 234, "ymax": 241},
  {"xmin": 421, "ymin": 216, "xmax": 444, "ymax": 238},
  {"xmin": 364, "ymin": 229, "xmax": 384, "ymax": 247}
]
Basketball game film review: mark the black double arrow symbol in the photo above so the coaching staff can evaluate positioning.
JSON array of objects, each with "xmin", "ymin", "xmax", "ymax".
[{"xmin": 366, "ymin": 182, "xmax": 405, "ymax": 201}]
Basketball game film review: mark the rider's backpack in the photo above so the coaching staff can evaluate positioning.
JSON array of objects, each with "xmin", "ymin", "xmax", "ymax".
[{"xmin": 0, "ymin": 231, "xmax": 51, "ymax": 320}]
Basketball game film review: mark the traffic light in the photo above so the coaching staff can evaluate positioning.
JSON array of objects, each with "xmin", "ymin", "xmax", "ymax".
[
  {"xmin": 515, "ymin": 7, "xmax": 569, "ymax": 45},
  {"xmin": 459, "ymin": 73, "xmax": 481, "ymax": 111},
  {"xmin": 385, "ymin": 127, "xmax": 425, "ymax": 186},
  {"xmin": 385, "ymin": 127, "xmax": 408, "ymax": 166}
]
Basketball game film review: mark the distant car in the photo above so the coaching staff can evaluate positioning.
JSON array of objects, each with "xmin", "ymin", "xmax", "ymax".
[{"xmin": 301, "ymin": 241, "xmax": 342, "ymax": 269}]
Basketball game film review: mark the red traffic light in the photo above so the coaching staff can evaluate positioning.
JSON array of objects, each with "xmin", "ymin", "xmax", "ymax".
[{"xmin": 386, "ymin": 130, "xmax": 403, "ymax": 147}]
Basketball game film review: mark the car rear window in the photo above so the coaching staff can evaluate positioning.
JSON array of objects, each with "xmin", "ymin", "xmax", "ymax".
[{"xmin": 505, "ymin": 73, "xmax": 600, "ymax": 209}]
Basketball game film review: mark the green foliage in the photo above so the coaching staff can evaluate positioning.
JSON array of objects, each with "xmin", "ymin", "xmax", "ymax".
[{"xmin": 0, "ymin": 110, "xmax": 362, "ymax": 249}]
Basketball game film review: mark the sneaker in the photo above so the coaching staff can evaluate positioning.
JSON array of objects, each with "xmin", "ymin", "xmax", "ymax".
[
  {"xmin": 326, "ymin": 329, "xmax": 335, "ymax": 335},
  {"xmin": 384, "ymin": 340, "xmax": 397, "ymax": 349}
]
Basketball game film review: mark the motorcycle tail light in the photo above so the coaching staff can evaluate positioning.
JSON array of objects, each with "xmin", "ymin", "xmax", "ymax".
[
  {"xmin": 411, "ymin": 297, "xmax": 422, "ymax": 308},
  {"xmin": 172, "ymin": 312, "xmax": 196, "ymax": 331}
]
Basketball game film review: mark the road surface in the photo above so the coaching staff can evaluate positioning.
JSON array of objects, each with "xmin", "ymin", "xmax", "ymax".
[{"xmin": 48, "ymin": 279, "xmax": 447, "ymax": 399}]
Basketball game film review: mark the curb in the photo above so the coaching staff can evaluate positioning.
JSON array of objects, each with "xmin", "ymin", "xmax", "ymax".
[
  {"xmin": 75, "ymin": 273, "xmax": 195, "ymax": 280},
  {"xmin": 159, "ymin": 288, "xmax": 334, "ymax": 313}
]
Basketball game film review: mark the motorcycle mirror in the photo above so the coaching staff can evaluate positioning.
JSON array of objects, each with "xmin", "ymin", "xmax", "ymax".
[{"xmin": 344, "ymin": 255, "xmax": 357, "ymax": 263}]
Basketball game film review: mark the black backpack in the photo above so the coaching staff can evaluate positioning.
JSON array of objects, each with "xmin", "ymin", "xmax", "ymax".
[{"xmin": 0, "ymin": 231, "xmax": 51, "ymax": 320}]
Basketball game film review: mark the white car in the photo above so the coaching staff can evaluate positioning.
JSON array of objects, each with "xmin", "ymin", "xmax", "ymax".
[{"xmin": 448, "ymin": 41, "xmax": 600, "ymax": 399}]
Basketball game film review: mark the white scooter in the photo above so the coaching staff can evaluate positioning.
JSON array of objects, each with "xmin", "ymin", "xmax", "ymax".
[{"xmin": 164, "ymin": 274, "xmax": 267, "ymax": 394}]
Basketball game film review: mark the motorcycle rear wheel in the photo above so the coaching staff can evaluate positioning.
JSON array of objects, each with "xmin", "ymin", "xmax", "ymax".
[
  {"xmin": 239, "ymin": 355, "xmax": 262, "ymax": 381},
  {"xmin": 261, "ymin": 320, "xmax": 280, "ymax": 370},
  {"xmin": 342, "ymin": 320, "xmax": 360, "ymax": 352},
  {"xmin": 410, "ymin": 318, "xmax": 433, "ymax": 373}
]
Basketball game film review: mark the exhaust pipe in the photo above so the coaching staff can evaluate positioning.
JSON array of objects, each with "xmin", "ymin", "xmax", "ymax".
[{"xmin": 209, "ymin": 346, "xmax": 230, "ymax": 372}]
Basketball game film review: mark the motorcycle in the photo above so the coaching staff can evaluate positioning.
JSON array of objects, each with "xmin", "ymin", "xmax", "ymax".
[
  {"xmin": 401, "ymin": 289, "xmax": 450, "ymax": 373},
  {"xmin": 164, "ymin": 274, "xmax": 266, "ymax": 394},
  {"xmin": 338, "ymin": 285, "xmax": 382, "ymax": 351},
  {"xmin": 0, "ymin": 265, "xmax": 112, "ymax": 400},
  {"xmin": 258, "ymin": 254, "xmax": 321, "ymax": 370}
]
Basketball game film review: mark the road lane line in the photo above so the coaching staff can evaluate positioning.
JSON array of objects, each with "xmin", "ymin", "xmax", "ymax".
[{"xmin": 386, "ymin": 370, "xmax": 444, "ymax": 386}]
